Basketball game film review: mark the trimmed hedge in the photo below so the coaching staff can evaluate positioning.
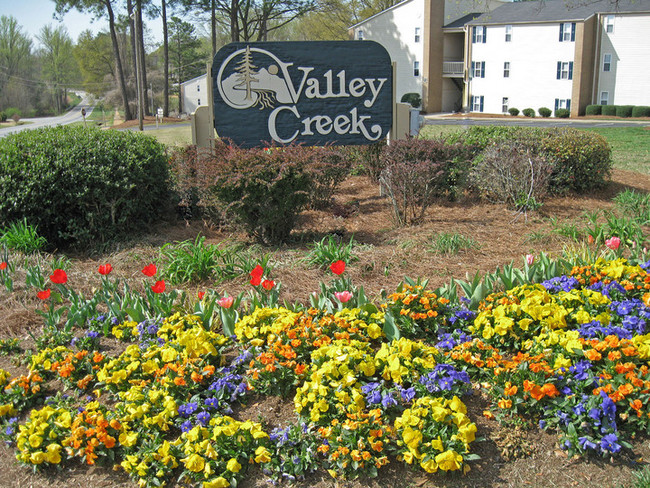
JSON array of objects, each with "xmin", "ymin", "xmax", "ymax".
[
  {"xmin": 616, "ymin": 105, "xmax": 634, "ymax": 118},
  {"xmin": 522, "ymin": 108, "xmax": 535, "ymax": 117},
  {"xmin": 585, "ymin": 105, "xmax": 602, "ymax": 116},
  {"xmin": 0, "ymin": 126, "xmax": 170, "ymax": 249},
  {"xmin": 632, "ymin": 106, "xmax": 650, "ymax": 117},
  {"xmin": 400, "ymin": 92, "xmax": 422, "ymax": 108},
  {"xmin": 602, "ymin": 105, "xmax": 617, "ymax": 116},
  {"xmin": 508, "ymin": 108, "xmax": 520, "ymax": 116},
  {"xmin": 555, "ymin": 108, "xmax": 570, "ymax": 118},
  {"xmin": 538, "ymin": 107, "xmax": 552, "ymax": 117}
]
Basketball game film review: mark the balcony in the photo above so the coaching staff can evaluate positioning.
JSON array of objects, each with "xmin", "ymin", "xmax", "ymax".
[{"xmin": 443, "ymin": 61, "xmax": 464, "ymax": 77}]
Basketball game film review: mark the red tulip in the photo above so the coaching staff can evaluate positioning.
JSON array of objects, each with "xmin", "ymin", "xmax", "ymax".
[
  {"xmin": 142, "ymin": 263, "xmax": 157, "ymax": 277},
  {"xmin": 250, "ymin": 265, "xmax": 264, "ymax": 286},
  {"xmin": 330, "ymin": 260, "xmax": 346, "ymax": 275},
  {"xmin": 217, "ymin": 296, "xmax": 234, "ymax": 308},
  {"xmin": 151, "ymin": 280, "xmax": 166, "ymax": 293},
  {"xmin": 0, "ymin": 261, "xmax": 7, "ymax": 270},
  {"xmin": 262, "ymin": 279, "xmax": 275, "ymax": 291},
  {"xmin": 605, "ymin": 236, "xmax": 621, "ymax": 250},
  {"xmin": 50, "ymin": 269, "xmax": 68, "ymax": 284},
  {"xmin": 98, "ymin": 263, "xmax": 113, "ymax": 275},
  {"xmin": 37, "ymin": 289, "xmax": 51, "ymax": 300},
  {"xmin": 198, "ymin": 291, "xmax": 206, "ymax": 300}
]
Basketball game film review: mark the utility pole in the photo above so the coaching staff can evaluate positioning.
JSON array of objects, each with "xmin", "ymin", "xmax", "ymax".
[{"xmin": 133, "ymin": 5, "xmax": 145, "ymax": 131}]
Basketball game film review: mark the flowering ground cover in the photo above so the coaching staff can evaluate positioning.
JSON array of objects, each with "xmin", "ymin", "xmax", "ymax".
[{"xmin": 1, "ymin": 171, "xmax": 650, "ymax": 488}]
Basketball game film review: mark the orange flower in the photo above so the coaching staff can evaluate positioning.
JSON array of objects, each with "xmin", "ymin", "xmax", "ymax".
[
  {"xmin": 608, "ymin": 350, "xmax": 622, "ymax": 361},
  {"xmin": 498, "ymin": 398, "xmax": 513, "ymax": 409},
  {"xmin": 191, "ymin": 371, "xmax": 203, "ymax": 383},
  {"xmin": 174, "ymin": 377, "xmax": 186, "ymax": 386},
  {"xmin": 584, "ymin": 349, "xmax": 602, "ymax": 361},
  {"xmin": 504, "ymin": 382, "xmax": 518, "ymax": 396}
]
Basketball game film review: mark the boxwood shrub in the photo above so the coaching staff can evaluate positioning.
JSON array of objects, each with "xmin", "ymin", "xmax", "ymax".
[
  {"xmin": 538, "ymin": 107, "xmax": 552, "ymax": 117},
  {"xmin": 508, "ymin": 108, "xmax": 520, "ymax": 116},
  {"xmin": 555, "ymin": 108, "xmax": 570, "ymax": 118},
  {"xmin": 616, "ymin": 105, "xmax": 634, "ymax": 118},
  {"xmin": 0, "ymin": 125, "xmax": 170, "ymax": 249},
  {"xmin": 602, "ymin": 105, "xmax": 617, "ymax": 116},
  {"xmin": 585, "ymin": 105, "xmax": 602, "ymax": 116},
  {"xmin": 522, "ymin": 108, "xmax": 535, "ymax": 117},
  {"xmin": 632, "ymin": 106, "xmax": 650, "ymax": 117}
]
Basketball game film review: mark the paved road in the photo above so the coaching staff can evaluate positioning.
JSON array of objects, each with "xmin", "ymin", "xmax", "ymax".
[
  {"xmin": 423, "ymin": 115, "xmax": 649, "ymax": 128},
  {"xmin": 0, "ymin": 93, "xmax": 94, "ymax": 138}
]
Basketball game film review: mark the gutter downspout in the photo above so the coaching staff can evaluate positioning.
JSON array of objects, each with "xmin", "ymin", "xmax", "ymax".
[{"xmin": 591, "ymin": 13, "xmax": 602, "ymax": 105}]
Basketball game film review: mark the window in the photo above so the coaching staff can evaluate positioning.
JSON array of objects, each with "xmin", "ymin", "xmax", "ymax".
[
  {"xmin": 600, "ymin": 91, "xmax": 609, "ymax": 105},
  {"xmin": 197, "ymin": 84, "xmax": 200, "ymax": 92},
  {"xmin": 472, "ymin": 26, "xmax": 486, "ymax": 43},
  {"xmin": 472, "ymin": 95, "xmax": 484, "ymax": 112},
  {"xmin": 554, "ymin": 98, "xmax": 572, "ymax": 111},
  {"xmin": 505, "ymin": 25, "xmax": 512, "ymax": 42},
  {"xmin": 197, "ymin": 99, "xmax": 201, "ymax": 105},
  {"xmin": 357, "ymin": 29, "xmax": 364, "ymax": 40},
  {"xmin": 471, "ymin": 61, "xmax": 485, "ymax": 78},
  {"xmin": 415, "ymin": 27, "xmax": 421, "ymax": 43},
  {"xmin": 414, "ymin": 61, "xmax": 420, "ymax": 77},
  {"xmin": 605, "ymin": 15, "xmax": 615, "ymax": 33},
  {"xmin": 503, "ymin": 61, "xmax": 510, "ymax": 78},
  {"xmin": 502, "ymin": 97, "xmax": 509, "ymax": 113},
  {"xmin": 603, "ymin": 53, "xmax": 611, "ymax": 72},
  {"xmin": 559, "ymin": 22, "xmax": 576, "ymax": 42},
  {"xmin": 556, "ymin": 61, "xmax": 574, "ymax": 80}
]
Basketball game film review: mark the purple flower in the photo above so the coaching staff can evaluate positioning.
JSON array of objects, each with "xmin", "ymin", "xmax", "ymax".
[
  {"xmin": 578, "ymin": 436, "xmax": 598, "ymax": 451},
  {"xmin": 600, "ymin": 433, "xmax": 621, "ymax": 453},
  {"xmin": 400, "ymin": 387, "xmax": 416, "ymax": 403},
  {"xmin": 181, "ymin": 420, "xmax": 193, "ymax": 433},
  {"xmin": 197, "ymin": 411, "xmax": 211, "ymax": 426}
]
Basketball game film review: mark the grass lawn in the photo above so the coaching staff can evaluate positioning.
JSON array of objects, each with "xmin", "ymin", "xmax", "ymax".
[
  {"xmin": 150, "ymin": 124, "xmax": 193, "ymax": 146},
  {"xmin": 585, "ymin": 127, "xmax": 650, "ymax": 173}
]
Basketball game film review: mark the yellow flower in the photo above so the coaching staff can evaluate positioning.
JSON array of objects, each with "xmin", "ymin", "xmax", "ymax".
[
  {"xmin": 183, "ymin": 453, "xmax": 205, "ymax": 472},
  {"xmin": 254, "ymin": 446, "xmax": 271, "ymax": 463},
  {"xmin": 28, "ymin": 433, "xmax": 43, "ymax": 448},
  {"xmin": 226, "ymin": 458, "xmax": 242, "ymax": 472},
  {"xmin": 420, "ymin": 457, "xmax": 438, "ymax": 473},
  {"xmin": 119, "ymin": 431, "xmax": 139, "ymax": 447},
  {"xmin": 44, "ymin": 443, "xmax": 62, "ymax": 464},
  {"xmin": 403, "ymin": 427, "xmax": 422, "ymax": 450},
  {"xmin": 203, "ymin": 478, "xmax": 230, "ymax": 488},
  {"xmin": 367, "ymin": 323, "xmax": 382, "ymax": 339},
  {"xmin": 435, "ymin": 450, "xmax": 463, "ymax": 471}
]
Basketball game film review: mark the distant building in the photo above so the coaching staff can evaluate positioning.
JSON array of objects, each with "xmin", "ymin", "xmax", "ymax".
[
  {"xmin": 181, "ymin": 74, "xmax": 208, "ymax": 115},
  {"xmin": 351, "ymin": 0, "xmax": 650, "ymax": 115}
]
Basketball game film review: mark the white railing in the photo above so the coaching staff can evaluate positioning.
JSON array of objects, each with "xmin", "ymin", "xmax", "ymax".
[{"xmin": 443, "ymin": 61, "xmax": 464, "ymax": 76}]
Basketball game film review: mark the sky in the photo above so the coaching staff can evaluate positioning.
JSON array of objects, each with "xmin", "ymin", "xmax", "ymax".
[{"xmin": 0, "ymin": 0, "xmax": 165, "ymax": 48}]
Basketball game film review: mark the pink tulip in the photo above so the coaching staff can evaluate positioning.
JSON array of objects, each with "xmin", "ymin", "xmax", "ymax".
[
  {"xmin": 605, "ymin": 236, "xmax": 621, "ymax": 250},
  {"xmin": 526, "ymin": 254, "xmax": 535, "ymax": 266},
  {"xmin": 334, "ymin": 291, "xmax": 353, "ymax": 303},
  {"xmin": 218, "ymin": 296, "xmax": 234, "ymax": 308}
]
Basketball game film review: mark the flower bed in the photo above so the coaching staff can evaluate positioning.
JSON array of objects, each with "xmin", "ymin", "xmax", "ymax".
[{"xmin": 0, "ymin": 257, "xmax": 649, "ymax": 487}]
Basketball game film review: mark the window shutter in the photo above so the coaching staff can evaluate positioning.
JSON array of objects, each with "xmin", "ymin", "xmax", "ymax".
[
  {"xmin": 568, "ymin": 62, "xmax": 573, "ymax": 80},
  {"xmin": 559, "ymin": 23, "xmax": 564, "ymax": 41},
  {"xmin": 480, "ymin": 96, "xmax": 484, "ymax": 112},
  {"xmin": 471, "ymin": 61, "xmax": 475, "ymax": 78},
  {"xmin": 571, "ymin": 23, "xmax": 576, "ymax": 41},
  {"xmin": 483, "ymin": 27, "xmax": 487, "ymax": 43},
  {"xmin": 482, "ymin": 61, "xmax": 485, "ymax": 78},
  {"xmin": 567, "ymin": 99, "xmax": 571, "ymax": 111},
  {"xmin": 557, "ymin": 61, "xmax": 561, "ymax": 79},
  {"xmin": 472, "ymin": 27, "xmax": 476, "ymax": 43}
]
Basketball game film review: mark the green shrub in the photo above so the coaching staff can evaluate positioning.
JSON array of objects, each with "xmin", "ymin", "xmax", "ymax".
[
  {"xmin": 343, "ymin": 141, "xmax": 386, "ymax": 183},
  {"xmin": 447, "ymin": 126, "xmax": 542, "ymax": 151},
  {"xmin": 616, "ymin": 105, "xmax": 634, "ymax": 118},
  {"xmin": 632, "ymin": 106, "xmax": 650, "ymax": 117},
  {"xmin": 181, "ymin": 143, "xmax": 346, "ymax": 244},
  {"xmin": 540, "ymin": 128, "xmax": 612, "ymax": 193},
  {"xmin": 0, "ymin": 219, "xmax": 47, "ymax": 254},
  {"xmin": 585, "ymin": 105, "xmax": 602, "ymax": 116},
  {"xmin": 538, "ymin": 107, "xmax": 552, "ymax": 117},
  {"xmin": 0, "ymin": 112, "xmax": 6, "ymax": 122},
  {"xmin": 522, "ymin": 108, "xmax": 535, "ymax": 117},
  {"xmin": 602, "ymin": 105, "xmax": 617, "ymax": 116},
  {"xmin": 0, "ymin": 126, "xmax": 170, "ymax": 249},
  {"xmin": 555, "ymin": 108, "xmax": 570, "ymax": 118},
  {"xmin": 378, "ymin": 138, "xmax": 476, "ymax": 224},
  {"xmin": 2, "ymin": 107, "xmax": 21, "ymax": 119},
  {"xmin": 508, "ymin": 108, "xmax": 520, "ymax": 116},
  {"xmin": 400, "ymin": 92, "xmax": 422, "ymax": 108}
]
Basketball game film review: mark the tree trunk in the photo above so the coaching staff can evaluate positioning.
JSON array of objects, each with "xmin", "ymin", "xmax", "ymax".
[
  {"xmin": 211, "ymin": 0, "xmax": 217, "ymax": 58},
  {"xmin": 127, "ymin": 0, "xmax": 137, "ymax": 89},
  {"xmin": 162, "ymin": 0, "xmax": 169, "ymax": 117},
  {"xmin": 134, "ymin": 0, "xmax": 145, "ymax": 128},
  {"xmin": 137, "ymin": 2, "xmax": 149, "ymax": 115},
  {"xmin": 230, "ymin": 0, "xmax": 239, "ymax": 41},
  {"xmin": 106, "ymin": 0, "xmax": 132, "ymax": 120}
]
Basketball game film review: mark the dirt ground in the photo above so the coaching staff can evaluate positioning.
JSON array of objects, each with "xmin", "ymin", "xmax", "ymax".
[{"xmin": 1, "ymin": 170, "xmax": 649, "ymax": 488}]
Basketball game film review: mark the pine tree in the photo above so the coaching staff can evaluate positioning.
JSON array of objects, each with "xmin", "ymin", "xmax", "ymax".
[{"xmin": 234, "ymin": 46, "xmax": 258, "ymax": 101}]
